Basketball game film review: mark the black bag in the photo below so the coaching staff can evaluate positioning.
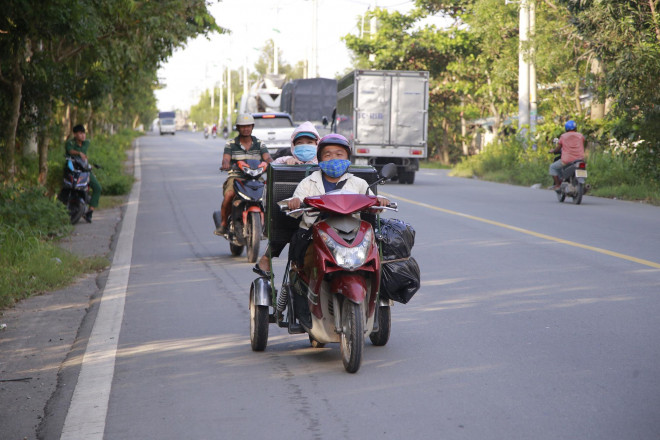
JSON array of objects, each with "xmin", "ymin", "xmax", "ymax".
[
  {"xmin": 379, "ymin": 218, "xmax": 415, "ymax": 261},
  {"xmin": 380, "ymin": 257, "xmax": 421, "ymax": 304}
]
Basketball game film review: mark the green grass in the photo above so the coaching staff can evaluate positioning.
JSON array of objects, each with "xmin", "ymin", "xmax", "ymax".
[
  {"xmin": 419, "ymin": 161, "xmax": 452, "ymax": 170},
  {"xmin": 0, "ymin": 225, "xmax": 109, "ymax": 308},
  {"xmin": 0, "ymin": 130, "xmax": 136, "ymax": 309},
  {"xmin": 448, "ymin": 140, "xmax": 660, "ymax": 205}
]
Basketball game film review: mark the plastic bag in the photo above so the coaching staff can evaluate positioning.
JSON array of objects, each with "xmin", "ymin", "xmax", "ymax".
[
  {"xmin": 380, "ymin": 257, "xmax": 420, "ymax": 304},
  {"xmin": 379, "ymin": 218, "xmax": 416, "ymax": 261}
]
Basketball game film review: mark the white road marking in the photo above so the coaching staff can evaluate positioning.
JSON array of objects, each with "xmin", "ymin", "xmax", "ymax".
[{"xmin": 60, "ymin": 142, "xmax": 141, "ymax": 439}]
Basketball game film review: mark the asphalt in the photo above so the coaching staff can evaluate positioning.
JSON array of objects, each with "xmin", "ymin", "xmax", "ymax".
[{"xmin": 0, "ymin": 150, "xmax": 132, "ymax": 440}]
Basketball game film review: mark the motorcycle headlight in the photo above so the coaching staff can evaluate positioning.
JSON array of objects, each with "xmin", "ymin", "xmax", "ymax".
[
  {"xmin": 319, "ymin": 229, "xmax": 372, "ymax": 270},
  {"xmin": 237, "ymin": 190, "xmax": 252, "ymax": 201}
]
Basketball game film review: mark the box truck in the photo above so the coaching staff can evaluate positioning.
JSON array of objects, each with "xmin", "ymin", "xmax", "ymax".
[
  {"xmin": 158, "ymin": 111, "xmax": 176, "ymax": 135},
  {"xmin": 334, "ymin": 70, "xmax": 428, "ymax": 184}
]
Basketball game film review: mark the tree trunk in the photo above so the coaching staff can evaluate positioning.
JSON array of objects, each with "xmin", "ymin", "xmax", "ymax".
[
  {"xmin": 441, "ymin": 118, "xmax": 450, "ymax": 164},
  {"xmin": 37, "ymin": 133, "xmax": 51, "ymax": 187},
  {"xmin": 3, "ymin": 75, "xmax": 24, "ymax": 180},
  {"xmin": 649, "ymin": 0, "xmax": 660, "ymax": 43},
  {"xmin": 574, "ymin": 79, "xmax": 582, "ymax": 113},
  {"xmin": 590, "ymin": 57, "xmax": 606, "ymax": 120}
]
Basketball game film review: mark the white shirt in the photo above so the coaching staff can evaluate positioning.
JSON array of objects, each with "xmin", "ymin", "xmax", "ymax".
[{"xmin": 288, "ymin": 170, "xmax": 372, "ymax": 229}]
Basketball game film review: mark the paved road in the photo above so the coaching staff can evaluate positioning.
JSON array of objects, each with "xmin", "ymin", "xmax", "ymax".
[{"xmin": 51, "ymin": 132, "xmax": 660, "ymax": 439}]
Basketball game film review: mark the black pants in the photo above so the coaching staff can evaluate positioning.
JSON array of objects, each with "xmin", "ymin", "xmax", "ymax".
[{"xmin": 288, "ymin": 228, "xmax": 313, "ymax": 267}]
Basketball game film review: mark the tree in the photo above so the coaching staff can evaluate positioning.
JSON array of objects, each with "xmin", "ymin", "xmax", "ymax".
[{"xmin": 1, "ymin": 0, "xmax": 224, "ymax": 182}]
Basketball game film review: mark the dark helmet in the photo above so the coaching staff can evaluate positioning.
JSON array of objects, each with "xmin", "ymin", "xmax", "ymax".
[
  {"xmin": 565, "ymin": 120, "xmax": 577, "ymax": 132},
  {"xmin": 73, "ymin": 124, "xmax": 86, "ymax": 134},
  {"xmin": 317, "ymin": 134, "xmax": 351, "ymax": 162}
]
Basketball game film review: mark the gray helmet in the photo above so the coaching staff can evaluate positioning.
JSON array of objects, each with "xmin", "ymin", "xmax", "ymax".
[{"xmin": 236, "ymin": 113, "xmax": 255, "ymax": 126}]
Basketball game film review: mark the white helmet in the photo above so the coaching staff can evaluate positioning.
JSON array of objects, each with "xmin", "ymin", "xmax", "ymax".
[{"xmin": 236, "ymin": 113, "xmax": 255, "ymax": 126}]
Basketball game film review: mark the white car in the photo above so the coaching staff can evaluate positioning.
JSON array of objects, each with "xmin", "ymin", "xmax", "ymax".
[{"xmin": 250, "ymin": 112, "xmax": 295, "ymax": 156}]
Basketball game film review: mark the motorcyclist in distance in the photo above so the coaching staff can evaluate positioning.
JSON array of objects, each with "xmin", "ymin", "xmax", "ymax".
[
  {"xmin": 548, "ymin": 120, "xmax": 585, "ymax": 190},
  {"xmin": 215, "ymin": 113, "xmax": 272, "ymax": 235}
]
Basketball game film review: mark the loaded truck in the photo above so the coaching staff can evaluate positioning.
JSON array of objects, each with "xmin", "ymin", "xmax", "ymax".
[
  {"xmin": 280, "ymin": 78, "xmax": 336, "ymax": 135},
  {"xmin": 158, "ymin": 111, "xmax": 176, "ymax": 135},
  {"xmin": 333, "ymin": 70, "xmax": 429, "ymax": 184}
]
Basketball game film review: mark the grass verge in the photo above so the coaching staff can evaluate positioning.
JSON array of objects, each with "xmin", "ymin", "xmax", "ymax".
[
  {"xmin": 0, "ymin": 226, "xmax": 109, "ymax": 308},
  {"xmin": 1, "ymin": 130, "xmax": 137, "ymax": 309},
  {"xmin": 449, "ymin": 139, "xmax": 660, "ymax": 205}
]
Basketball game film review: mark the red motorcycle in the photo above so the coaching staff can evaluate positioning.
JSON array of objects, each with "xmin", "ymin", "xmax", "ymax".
[{"xmin": 249, "ymin": 164, "xmax": 398, "ymax": 373}]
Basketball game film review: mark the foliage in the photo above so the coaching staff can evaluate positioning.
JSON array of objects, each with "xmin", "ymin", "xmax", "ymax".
[
  {"xmin": 1, "ymin": 0, "xmax": 223, "ymax": 180},
  {"xmin": 0, "ymin": 224, "xmax": 108, "ymax": 309},
  {"xmin": 0, "ymin": 184, "xmax": 71, "ymax": 237}
]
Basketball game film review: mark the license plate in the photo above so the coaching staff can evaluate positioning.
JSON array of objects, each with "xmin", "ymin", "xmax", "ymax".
[
  {"xmin": 354, "ymin": 158, "xmax": 368, "ymax": 166},
  {"xmin": 575, "ymin": 169, "xmax": 587, "ymax": 178}
]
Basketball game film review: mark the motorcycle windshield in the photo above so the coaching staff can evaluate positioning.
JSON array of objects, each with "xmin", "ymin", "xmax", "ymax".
[{"xmin": 304, "ymin": 191, "xmax": 378, "ymax": 215}]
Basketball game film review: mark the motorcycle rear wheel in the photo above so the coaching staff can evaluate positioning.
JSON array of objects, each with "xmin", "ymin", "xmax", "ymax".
[
  {"xmin": 573, "ymin": 182, "xmax": 584, "ymax": 205},
  {"xmin": 249, "ymin": 288, "xmax": 269, "ymax": 351},
  {"xmin": 340, "ymin": 300, "xmax": 364, "ymax": 373},
  {"xmin": 246, "ymin": 211, "xmax": 261, "ymax": 263},
  {"xmin": 369, "ymin": 305, "xmax": 391, "ymax": 346}
]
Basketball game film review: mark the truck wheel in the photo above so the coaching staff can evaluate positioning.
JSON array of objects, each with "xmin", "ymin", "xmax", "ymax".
[{"xmin": 399, "ymin": 171, "xmax": 415, "ymax": 184}]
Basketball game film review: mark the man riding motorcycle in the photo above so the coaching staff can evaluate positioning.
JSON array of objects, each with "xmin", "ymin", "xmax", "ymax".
[
  {"xmin": 215, "ymin": 113, "xmax": 272, "ymax": 235},
  {"xmin": 549, "ymin": 120, "xmax": 585, "ymax": 190},
  {"xmin": 284, "ymin": 133, "xmax": 389, "ymax": 269}
]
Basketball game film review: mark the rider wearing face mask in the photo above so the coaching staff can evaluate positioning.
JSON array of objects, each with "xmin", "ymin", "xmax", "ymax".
[
  {"xmin": 254, "ymin": 122, "xmax": 320, "ymax": 276},
  {"xmin": 272, "ymin": 121, "xmax": 320, "ymax": 165},
  {"xmin": 285, "ymin": 133, "xmax": 389, "ymax": 269}
]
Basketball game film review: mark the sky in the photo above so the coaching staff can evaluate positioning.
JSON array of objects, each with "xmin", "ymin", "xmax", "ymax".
[{"xmin": 155, "ymin": 0, "xmax": 446, "ymax": 111}]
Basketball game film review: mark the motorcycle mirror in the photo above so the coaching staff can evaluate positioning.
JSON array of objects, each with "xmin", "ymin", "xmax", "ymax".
[
  {"xmin": 380, "ymin": 163, "xmax": 398, "ymax": 180},
  {"xmin": 367, "ymin": 163, "xmax": 398, "ymax": 193}
]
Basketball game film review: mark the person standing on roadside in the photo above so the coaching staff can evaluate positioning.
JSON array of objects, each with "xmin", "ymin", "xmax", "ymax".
[{"xmin": 65, "ymin": 124, "xmax": 102, "ymax": 223}]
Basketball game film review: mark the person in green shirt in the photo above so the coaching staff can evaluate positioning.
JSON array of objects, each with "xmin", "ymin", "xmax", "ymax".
[{"xmin": 65, "ymin": 124, "xmax": 102, "ymax": 223}]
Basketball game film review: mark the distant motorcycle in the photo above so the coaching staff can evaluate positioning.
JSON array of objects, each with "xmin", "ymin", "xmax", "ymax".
[
  {"xmin": 551, "ymin": 149, "xmax": 589, "ymax": 204},
  {"xmin": 58, "ymin": 156, "xmax": 92, "ymax": 224},
  {"xmin": 204, "ymin": 127, "xmax": 209, "ymax": 139},
  {"xmin": 213, "ymin": 159, "xmax": 267, "ymax": 262}
]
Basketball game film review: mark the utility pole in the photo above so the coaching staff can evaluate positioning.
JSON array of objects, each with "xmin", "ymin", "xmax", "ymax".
[
  {"xmin": 529, "ymin": 0, "xmax": 537, "ymax": 140},
  {"xmin": 518, "ymin": 0, "xmax": 530, "ymax": 134},
  {"xmin": 312, "ymin": 0, "xmax": 318, "ymax": 77},
  {"xmin": 219, "ymin": 67, "xmax": 223, "ymax": 126},
  {"xmin": 226, "ymin": 64, "xmax": 232, "ymax": 129}
]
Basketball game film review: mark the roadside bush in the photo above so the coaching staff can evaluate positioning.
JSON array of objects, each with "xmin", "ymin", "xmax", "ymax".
[
  {"xmin": 0, "ymin": 225, "xmax": 80, "ymax": 308},
  {"xmin": 0, "ymin": 184, "xmax": 71, "ymax": 237}
]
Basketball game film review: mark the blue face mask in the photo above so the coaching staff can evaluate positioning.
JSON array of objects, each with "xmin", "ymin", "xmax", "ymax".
[
  {"xmin": 293, "ymin": 144, "xmax": 316, "ymax": 162},
  {"xmin": 319, "ymin": 159, "xmax": 351, "ymax": 178}
]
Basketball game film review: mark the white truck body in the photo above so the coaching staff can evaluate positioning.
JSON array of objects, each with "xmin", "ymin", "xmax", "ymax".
[
  {"xmin": 158, "ymin": 111, "xmax": 176, "ymax": 135},
  {"xmin": 335, "ymin": 70, "xmax": 428, "ymax": 184}
]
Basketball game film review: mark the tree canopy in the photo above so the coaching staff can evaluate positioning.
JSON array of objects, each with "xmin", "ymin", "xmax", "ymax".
[
  {"xmin": 344, "ymin": 0, "xmax": 660, "ymax": 178},
  {"xmin": 1, "ymin": 0, "xmax": 223, "ymax": 181}
]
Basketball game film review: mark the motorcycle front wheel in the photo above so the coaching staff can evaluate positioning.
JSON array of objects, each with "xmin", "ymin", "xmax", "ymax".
[
  {"xmin": 68, "ymin": 198, "xmax": 86, "ymax": 225},
  {"xmin": 369, "ymin": 305, "xmax": 391, "ymax": 346},
  {"xmin": 246, "ymin": 211, "xmax": 262, "ymax": 263},
  {"xmin": 249, "ymin": 287, "xmax": 269, "ymax": 351},
  {"xmin": 556, "ymin": 188, "xmax": 566, "ymax": 203},
  {"xmin": 230, "ymin": 243, "xmax": 244, "ymax": 256},
  {"xmin": 340, "ymin": 299, "xmax": 364, "ymax": 373}
]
